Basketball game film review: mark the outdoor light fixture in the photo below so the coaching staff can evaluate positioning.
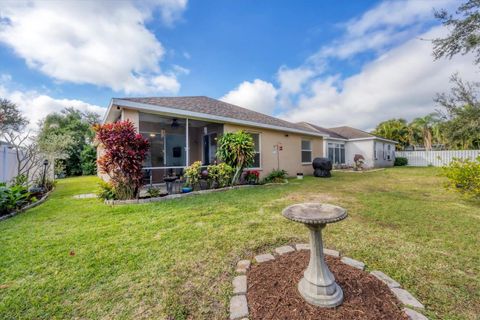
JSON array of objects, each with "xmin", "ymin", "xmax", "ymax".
[
  {"xmin": 171, "ymin": 118, "xmax": 179, "ymax": 129},
  {"xmin": 150, "ymin": 133, "xmax": 156, "ymax": 137},
  {"xmin": 42, "ymin": 159, "xmax": 49, "ymax": 189}
]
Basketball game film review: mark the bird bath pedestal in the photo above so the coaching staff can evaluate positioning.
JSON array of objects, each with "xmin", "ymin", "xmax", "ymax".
[{"xmin": 282, "ymin": 203, "xmax": 347, "ymax": 307}]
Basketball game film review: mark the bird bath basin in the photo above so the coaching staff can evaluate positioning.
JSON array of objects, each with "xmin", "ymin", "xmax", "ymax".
[{"xmin": 282, "ymin": 203, "xmax": 347, "ymax": 307}]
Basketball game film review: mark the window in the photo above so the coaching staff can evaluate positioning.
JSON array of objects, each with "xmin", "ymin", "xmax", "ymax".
[
  {"xmin": 374, "ymin": 142, "xmax": 378, "ymax": 160},
  {"xmin": 328, "ymin": 143, "xmax": 345, "ymax": 164},
  {"xmin": 301, "ymin": 140, "xmax": 312, "ymax": 163},
  {"xmin": 248, "ymin": 133, "xmax": 261, "ymax": 168},
  {"xmin": 383, "ymin": 143, "xmax": 386, "ymax": 160},
  {"xmin": 387, "ymin": 144, "xmax": 392, "ymax": 160}
]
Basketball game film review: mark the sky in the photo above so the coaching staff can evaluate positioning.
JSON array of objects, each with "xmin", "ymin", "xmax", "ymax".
[{"xmin": 0, "ymin": 0, "xmax": 477, "ymax": 131}]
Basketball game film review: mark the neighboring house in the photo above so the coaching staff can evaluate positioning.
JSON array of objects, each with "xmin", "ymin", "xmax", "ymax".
[
  {"xmin": 300, "ymin": 123, "xmax": 397, "ymax": 168},
  {"xmin": 100, "ymin": 96, "xmax": 328, "ymax": 183}
]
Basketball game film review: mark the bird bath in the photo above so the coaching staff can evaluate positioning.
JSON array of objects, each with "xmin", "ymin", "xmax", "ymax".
[{"xmin": 282, "ymin": 203, "xmax": 347, "ymax": 307}]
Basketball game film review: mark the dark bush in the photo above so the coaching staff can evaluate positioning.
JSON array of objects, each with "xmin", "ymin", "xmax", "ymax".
[
  {"xmin": 263, "ymin": 169, "xmax": 288, "ymax": 183},
  {"xmin": 394, "ymin": 157, "xmax": 408, "ymax": 166}
]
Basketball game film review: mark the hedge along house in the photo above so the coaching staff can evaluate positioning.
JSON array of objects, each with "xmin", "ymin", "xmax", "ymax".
[
  {"xmin": 299, "ymin": 123, "xmax": 398, "ymax": 168},
  {"xmin": 100, "ymin": 96, "xmax": 329, "ymax": 184}
]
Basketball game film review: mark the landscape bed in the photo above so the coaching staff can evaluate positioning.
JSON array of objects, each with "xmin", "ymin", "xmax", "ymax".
[{"xmin": 0, "ymin": 167, "xmax": 478, "ymax": 319}]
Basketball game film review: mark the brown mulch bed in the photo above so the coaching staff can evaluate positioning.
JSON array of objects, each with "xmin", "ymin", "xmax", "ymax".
[{"xmin": 247, "ymin": 250, "xmax": 408, "ymax": 320}]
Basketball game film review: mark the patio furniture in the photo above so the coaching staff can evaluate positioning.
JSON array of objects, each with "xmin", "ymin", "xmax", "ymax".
[
  {"xmin": 312, "ymin": 157, "xmax": 332, "ymax": 177},
  {"xmin": 282, "ymin": 203, "xmax": 347, "ymax": 307}
]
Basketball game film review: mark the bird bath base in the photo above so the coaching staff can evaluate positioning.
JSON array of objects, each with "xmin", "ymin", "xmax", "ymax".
[{"xmin": 282, "ymin": 203, "xmax": 347, "ymax": 308}]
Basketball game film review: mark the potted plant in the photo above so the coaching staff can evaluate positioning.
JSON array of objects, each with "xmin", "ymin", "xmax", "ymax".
[
  {"xmin": 182, "ymin": 185, "xmax": 193, "ymax": 193},
  {"xmin": 353, "ymin": 154, "xmax": 365, "ymax": 171}
]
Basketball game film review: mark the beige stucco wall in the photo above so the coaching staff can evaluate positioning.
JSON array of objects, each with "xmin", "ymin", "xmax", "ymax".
[
  {"xmin": 224, "ymin": 123, "xmax": 323, "ymax": 178},
  {"xmin": 121, "ymin": 108, "xmax": 139, "ymax": 130}
]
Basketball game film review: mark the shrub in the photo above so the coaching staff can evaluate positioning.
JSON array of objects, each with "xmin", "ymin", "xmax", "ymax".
[
  {"xmin": 244, "ymin": 170, "xmax": 260, "ymax": 184},
  {"xmin": 184, "ymin": 161, "xmax": 202, "ymax": 188},
  {"xmin": 146, "ymin": 186, "xmax": 162, "ymax": 198},
  {"xmin": 97, "ymin": 181, "xmax": 116, "ymax": 200},
  {"xmin": 394, "ymin": 157, "xmax": 408, "ymax": 166},
  {"xmin": 0, "ymin": 183, "xmax": 31, "ymax": 216},
  {"xmin": 441, "ymin": 156, "xmax": 480, "ymax": 199},
  {"xmin": 94, "ymin": 120, "xmax": 149, "ymax": 200},
  {"xmin": 263, "ymin": 169, "xmax": 288, "ymax": 183},
  {"xmin": 216, "ymin": 131, "xmax": 255, "ymax": 184},
  {"xmin": 207, "ymin": 163, "xmax": 234, "ymax": 188}
]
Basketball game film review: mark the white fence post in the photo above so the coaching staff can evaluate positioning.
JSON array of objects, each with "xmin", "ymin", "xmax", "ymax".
[{"xmin": 396, "ymin": 150, "xmax": 480, "ymax": 167}]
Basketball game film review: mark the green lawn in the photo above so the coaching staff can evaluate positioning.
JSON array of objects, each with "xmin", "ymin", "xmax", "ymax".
[{"xmin": 0, "ymin": 168, "xmax": 479, "ymax": 319}]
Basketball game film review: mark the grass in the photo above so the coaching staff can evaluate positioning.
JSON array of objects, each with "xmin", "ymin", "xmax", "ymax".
[{"xmin": 0, "ymin": 167, "xmax": 479, "ymax": 319}]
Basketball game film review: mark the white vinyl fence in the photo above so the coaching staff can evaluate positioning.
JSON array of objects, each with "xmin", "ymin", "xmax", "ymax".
[
  {"xmin": 0, "ymin": 144, "xmax": 19, "ymax": 183},
  {"xmin": 396, "ymin": 150, "xmax": 480, "ymax": 167}
]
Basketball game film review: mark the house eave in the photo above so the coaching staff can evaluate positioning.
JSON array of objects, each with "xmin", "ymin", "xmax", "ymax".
[
  {"xmin": 105, "ymin": 98, "xmax": 329, "ymax": 138},
  {"xmin": 348, "ymin": 137, "xmax": 398, "ymax": 144}
]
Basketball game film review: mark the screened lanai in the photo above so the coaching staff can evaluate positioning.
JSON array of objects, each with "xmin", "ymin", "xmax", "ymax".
[{"xmin": 138, "ymin": 112, "xmax": 223, "ymax": 185}]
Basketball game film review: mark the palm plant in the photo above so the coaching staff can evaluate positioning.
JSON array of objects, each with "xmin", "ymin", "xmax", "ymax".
[
  {"xmin": 216, "ymin": 131, "xmax": 255, "ymax": 184},
  {"xmin": 409, "ymin": 113, "xmax": 440, "ymax": 150}
]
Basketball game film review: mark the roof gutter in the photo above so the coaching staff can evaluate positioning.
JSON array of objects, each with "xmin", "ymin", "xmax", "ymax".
[{"xmin": 107, "ymin": 98, "xmax": 329, "ymax": 138}]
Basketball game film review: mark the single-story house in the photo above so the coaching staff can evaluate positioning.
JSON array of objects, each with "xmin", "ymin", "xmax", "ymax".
[
  {"xmin": 100, "ymin": 96, "xmax": 397, "ymax": 183},
  {"xmin": 299, "ymin": 123, "xmax": 397, "ymax": 168}
]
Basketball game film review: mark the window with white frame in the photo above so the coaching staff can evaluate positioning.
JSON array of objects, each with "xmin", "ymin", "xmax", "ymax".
[
  {"xmin": 327, "ymin": 142, "xmax": 345, "ymax": 164},
  {"xmin": 248, "ymin": 133, "xmax": 261, "ymax": 168},
  {"xmin": 301, "ymin": 140, "xmax": 312, "ymax": 163},
  {"xmin": 383, "ymin": 143, "xmax": 386, "ymax": 160},
  {"xmin": 387, "ymin": 144, "xmax": 392, "ymax": 160},
  {"xmin": 374, "ymin": 141, "xmax": 378, "ymax": 160}
]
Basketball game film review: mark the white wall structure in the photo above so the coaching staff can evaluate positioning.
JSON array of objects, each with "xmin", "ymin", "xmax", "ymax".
[
  {"xmin": 327, "ymin": 139, "xmax": 395, "ymax": 168},
  {"xmin": 396, "ymin": 150, "xmax": 480, "ymax": 167},
  {"xmin": 0, "ymin": 144, "xmax": 18, "ymax": 183}
]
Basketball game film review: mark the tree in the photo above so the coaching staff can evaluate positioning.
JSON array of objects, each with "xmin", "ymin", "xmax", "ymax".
[
  {"xmin": 372, "ymin": 119, "xmax": 410, "ymax": 150},
  {"xmin": 434, "ymin": 74, "xmax": 480, "ymax": 149},
  {"xmin": 94, "ymin": 120, "xmax": 149, "ymax": 200},
  {"xmin": 0, "ymin": 99, "xmax": 28, "ymax": 134},
  {"xmin": 37, "ymin": 108, "xmax": 100, "ymax": 176},
  {"xmin": 433, "ymin": 0, "xmax": 480, "ymax": 65},
  {"xmin": 216, "ymin": 131, "xmax": 255, "ymax": 184},
  {"xmin": 409, "ymin": 113, "xmax": 441, "ymax": 150}
]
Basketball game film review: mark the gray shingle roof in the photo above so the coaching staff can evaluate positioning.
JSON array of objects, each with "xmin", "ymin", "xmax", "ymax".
[
  {"xmin": 327, "ymin": 126, "xmax": 376, "ymax": 139},
  {"xmin": 298, "ymin": 122, "xmax": 347, "ymax": 139},
  {"xmin": 118, "ymin": 96, "xmax": 319, "ymax": 134}
]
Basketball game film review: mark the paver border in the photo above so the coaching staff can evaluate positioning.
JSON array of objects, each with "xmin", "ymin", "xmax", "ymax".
[{"xmin": 230, "ymin": 243, "xmax": 428, "ymax": 320}]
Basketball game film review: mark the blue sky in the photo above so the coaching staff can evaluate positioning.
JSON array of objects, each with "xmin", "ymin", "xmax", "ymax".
[{"xmin": 0, "ymin": 0, "xmax": 477, "ymax": 130}]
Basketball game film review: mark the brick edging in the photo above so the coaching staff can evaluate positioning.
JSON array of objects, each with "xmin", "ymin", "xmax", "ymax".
[{"xmin": 230, "ymin": 244, "xmax": 428, "ymax": 320}]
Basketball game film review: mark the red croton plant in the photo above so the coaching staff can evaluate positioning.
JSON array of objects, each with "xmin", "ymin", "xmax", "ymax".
[{"xmin": 94, "ymin": 120, "xmax": 149, "ymax": 199}]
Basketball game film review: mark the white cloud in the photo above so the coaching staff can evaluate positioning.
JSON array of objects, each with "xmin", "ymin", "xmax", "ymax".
[
  {"xmin": 220, "ymin": 79, "xmax": 278, "ymax": 115},
  {"xmin": 280, "ymin": 26, "xmax": 479, "ymax": 130},
  {"xmin": 312, "ymin": 0, "xmax": 456, "ymax": 61},
  {"xmin": 0, "ymin": 0, "xmax": 187, "ymax": 94},
  {"xmin": 0, "ymin": 83, "xmax": 105, "ymax": 131}
]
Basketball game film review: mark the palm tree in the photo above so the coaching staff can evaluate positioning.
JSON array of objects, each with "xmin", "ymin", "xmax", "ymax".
[
  {"xmin": 372, "ymin": 119, "xmax": 409, "ymax": 150},
  {"xmin": 409, "ymin": 113, "xmax": 440, "ymax": 150}
]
